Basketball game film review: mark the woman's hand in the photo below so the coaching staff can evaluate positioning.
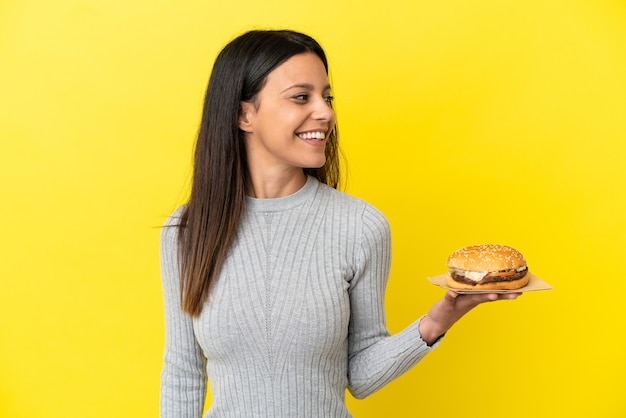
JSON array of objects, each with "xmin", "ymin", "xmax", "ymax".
[{"xmin": 418, "ymin": 291, "xmax": 521, "ymax": 346}]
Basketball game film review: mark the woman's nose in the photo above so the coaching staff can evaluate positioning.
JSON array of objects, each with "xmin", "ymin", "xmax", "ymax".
[{"xmin": 312, "ymin": 98, "xmax": 334, "ymax": 122}]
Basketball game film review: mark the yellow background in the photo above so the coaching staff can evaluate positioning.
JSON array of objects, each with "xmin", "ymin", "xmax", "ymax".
[{"xmin": 1, "ymin": 0, "xmax": 625, "ymax": 417}]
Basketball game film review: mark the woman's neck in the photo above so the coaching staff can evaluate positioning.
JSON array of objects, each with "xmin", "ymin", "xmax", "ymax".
[{"xmin": 246, "ymin": 169, "xmax": 307, "ymax": 199}]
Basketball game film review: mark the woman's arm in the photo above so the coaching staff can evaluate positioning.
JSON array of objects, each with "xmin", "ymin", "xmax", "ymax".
[
  {"xmin": 346, "ymin": 205, "xmax": 433, "ymax": 399},
  {"xmin": 159, "ymin": 212, "xmax": 207, "ymax": 418},
  {"xmin": 346, "ymin": 205, "xmax": 520, "ymax": 398}
]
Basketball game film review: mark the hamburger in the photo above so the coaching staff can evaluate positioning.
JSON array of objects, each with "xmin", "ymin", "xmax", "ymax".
[{"xmin": 446, "ymin": 244, "xmax": 529, "ymax": 290}]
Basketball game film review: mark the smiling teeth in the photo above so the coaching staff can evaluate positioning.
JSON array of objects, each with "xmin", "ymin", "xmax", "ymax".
[{"xmin": 298, "ymin": 132, "xmax": 325, "ymax": 140}]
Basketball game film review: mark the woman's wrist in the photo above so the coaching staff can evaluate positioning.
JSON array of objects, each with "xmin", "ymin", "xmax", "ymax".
[{"xmin": 418, "ymin": 314, "xmax": 448, "ymax": 346}]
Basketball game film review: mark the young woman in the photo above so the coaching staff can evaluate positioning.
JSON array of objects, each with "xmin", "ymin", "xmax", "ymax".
[{"xmin": 159, "ymin": 29, "xmax": 520, "ymax": 418}]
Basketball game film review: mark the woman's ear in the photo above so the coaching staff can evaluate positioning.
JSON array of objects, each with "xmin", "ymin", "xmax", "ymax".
[{"xmin": 238, "ymin": 101, "xmax": 254, "ymax": 133}]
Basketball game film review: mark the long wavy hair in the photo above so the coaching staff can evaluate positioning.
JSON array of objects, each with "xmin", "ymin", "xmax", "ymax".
[{"xmin": 178, "ymin": 30, "xmax": 340, "ymax": 316}]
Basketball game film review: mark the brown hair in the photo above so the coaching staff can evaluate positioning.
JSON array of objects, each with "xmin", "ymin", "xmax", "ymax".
[{"xmin": 178, "ymin": 30, "xmax": 340, "ymax": 316}]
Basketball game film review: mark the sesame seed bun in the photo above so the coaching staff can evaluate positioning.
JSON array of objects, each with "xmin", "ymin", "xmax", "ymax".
[{"xmin": 445, "ymin": 244, "xmax": 529, "ymax": 291}]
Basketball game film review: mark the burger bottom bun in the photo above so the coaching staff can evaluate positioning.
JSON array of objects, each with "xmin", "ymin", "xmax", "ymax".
[{"xmin": 445, "ymin": 274, "xmax": 530, "ymax": 291}]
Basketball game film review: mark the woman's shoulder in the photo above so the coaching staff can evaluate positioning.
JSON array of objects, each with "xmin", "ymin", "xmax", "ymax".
[
  {"xmin": 160, "ymin": 205, "xmax": 186, "ymax": 245},
  {"xmin": 163, "ymin": 205, "xmax": 186, "ymax": 228},
  {"xmin": 316, "ymin": 181, "xmax": 387, "ymax": 221}
]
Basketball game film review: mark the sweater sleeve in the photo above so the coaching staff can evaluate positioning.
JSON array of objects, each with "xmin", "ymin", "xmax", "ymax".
[
  {"xmin": 346, "ymin": 205, "xmax": 439, "ymax": 399},
  {"xmin": 159, "ymin": 211, "xmax": 207, "ymax": 418}
]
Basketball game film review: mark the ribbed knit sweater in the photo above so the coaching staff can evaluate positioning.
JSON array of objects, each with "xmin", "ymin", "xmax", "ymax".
[{"xmin": 160, "ymin": 176, "xmax": 438, "ymax": 417}]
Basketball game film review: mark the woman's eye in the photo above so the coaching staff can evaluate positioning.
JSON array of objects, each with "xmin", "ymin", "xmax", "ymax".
[{"xmin": 291, "ymin": 94, "xmax": 334, "ymax": 105}]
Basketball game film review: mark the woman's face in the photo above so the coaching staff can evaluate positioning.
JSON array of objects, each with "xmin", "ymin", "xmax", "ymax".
[{"xmin": 239, "ymin": 52, "xmax": 336, "ymax": 178}]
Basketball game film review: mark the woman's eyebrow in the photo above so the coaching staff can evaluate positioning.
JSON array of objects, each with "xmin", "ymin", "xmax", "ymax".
[{"xmin": 281, "ymin": 83, "xmax": 332, "ymax": 93}]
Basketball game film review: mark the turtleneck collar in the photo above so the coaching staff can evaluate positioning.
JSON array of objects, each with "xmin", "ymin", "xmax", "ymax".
[{"xmin": 245, "ymin": 176, "xmax": 320, "ymax": 213}]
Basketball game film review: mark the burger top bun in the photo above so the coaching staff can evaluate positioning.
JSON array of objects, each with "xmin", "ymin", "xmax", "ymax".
[{"xmin": 446, "ymin": 244, "xmax": 526, "ymax": 272}]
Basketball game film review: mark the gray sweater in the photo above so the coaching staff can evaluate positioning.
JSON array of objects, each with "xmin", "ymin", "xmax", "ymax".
[{"xmin": 160, "ymin": 176, "xmax": 438, "ymax": 417}]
